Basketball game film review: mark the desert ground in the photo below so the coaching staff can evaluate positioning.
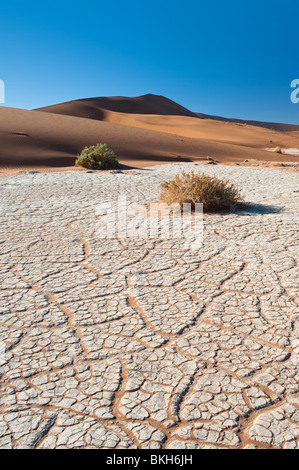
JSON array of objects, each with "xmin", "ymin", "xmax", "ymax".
[{"xmin": 0, "ymin": 96, "xmax": 298, "ymax": 449}]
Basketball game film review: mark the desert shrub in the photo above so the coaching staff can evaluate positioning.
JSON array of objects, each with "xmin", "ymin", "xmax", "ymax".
[
  {"xmin": 274, "ymin": 146, "xmax": 282, "ymax": 154},
  {"xmin": 75, "ymin": 143, "xmax": 119, "ymax": 170},
  {"xmin": 160, "ymin": 170, "xmax": 243, "ymax": 212}
]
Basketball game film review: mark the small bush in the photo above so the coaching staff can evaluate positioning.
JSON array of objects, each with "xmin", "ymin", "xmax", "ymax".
[
  {"xmin": 75, "ymin": 143, "xmax": 119, "ymax": 170},
  {"xmin": 160, "ymin": 170, "xmax": 243, "ymax": 212},
  {"xmin": 274, "ymin": 146, "xmax": 282, "ymax": 154}
]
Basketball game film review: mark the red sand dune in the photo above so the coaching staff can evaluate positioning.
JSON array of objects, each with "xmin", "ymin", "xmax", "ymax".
[
  {"xmin": 35, "ymin": 94, "xmax": 198, "ymax": 119},
  {"xmin": 36, "ymin": 93, "xmax": 299, "ymax": 132},
  {"xmin": 195, "ymin": 112, "xmax": 299, "ymax": 132},
  {"xmin": 0, "ymin": 94, "xmax": 299, "ymax": 174}
]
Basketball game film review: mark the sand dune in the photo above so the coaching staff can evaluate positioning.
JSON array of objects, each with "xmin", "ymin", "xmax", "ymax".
[
  {"xmin": 36, "ymin": 93, "xmax": 198, "ymax": 119},
  {"xmin": 0, "ymin": 94, "xmax": 299, "ymax": 173},
  {"xmin": 195, "ymin": 112, "xmax": 299, "ymax": 132},
  {"xmin": 37, "ymin": 93, "xmax": 299, "ymax": 132},
  {"xmin": 101, "ymin": 110, "xmax": 299, "ymax": 148}
]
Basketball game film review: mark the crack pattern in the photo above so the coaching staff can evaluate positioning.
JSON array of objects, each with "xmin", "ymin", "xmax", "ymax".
[{"xmin": 0, "ymin": 163, "xmax": 298, "ymax": 448}]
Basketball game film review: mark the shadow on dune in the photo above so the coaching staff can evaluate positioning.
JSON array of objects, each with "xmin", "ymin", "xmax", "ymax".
[
  {"xmin": 120, "ymin": 154, "xmax": 194, "ymax": 164},
  {"xmin": 35, "ymin": 94, "xmax": 198, "ymax": 118}
]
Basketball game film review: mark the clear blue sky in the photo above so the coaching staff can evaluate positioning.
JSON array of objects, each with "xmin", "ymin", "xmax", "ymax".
[{"xmin": 1, "ymin": 0, "xmax": 298, "ymax": 123}]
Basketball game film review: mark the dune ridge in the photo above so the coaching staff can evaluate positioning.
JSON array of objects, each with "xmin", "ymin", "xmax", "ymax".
[{"xmin": 35, "ymin": 93, "xmax": 198, "ymax": 119}]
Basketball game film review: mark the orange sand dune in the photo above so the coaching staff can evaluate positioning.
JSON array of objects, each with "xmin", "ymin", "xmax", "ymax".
[
  {"xmin": 37, "ymin": 93, "xmax": 299, "ymax": 132},
  {"xmin": 1, "ymin": 106, "xmax": 298, "ymax": 170},
  {"xmin": 102, "ymin": 110, "xmax": 299, "ymax": 149},
  {"xmin": 36, "ymin": 94, "xmax": 198, "ymax": 119},
  {"xmin": 195, "ymin": 112, "xmax": 299, "ymax": 132},
  {"xmin": 0, "ymin": 94, "xmax": 299, "ymax": 174}
]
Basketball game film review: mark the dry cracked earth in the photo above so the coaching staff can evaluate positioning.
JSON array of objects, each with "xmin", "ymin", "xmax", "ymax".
[{"xmin": 0, "ymin": 163, "xmax": 298, "ymax": 449}]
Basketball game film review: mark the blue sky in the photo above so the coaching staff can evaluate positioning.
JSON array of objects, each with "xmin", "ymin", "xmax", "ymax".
[{"xmin": 1, "ymin": 0, "xmax": 298, "ymax": 123}]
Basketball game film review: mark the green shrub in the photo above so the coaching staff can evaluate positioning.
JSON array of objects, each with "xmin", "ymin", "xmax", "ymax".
[
  {"xmin": 75, "ymin": 143, "xmax": 119, "ymax": 170},
  {"xmin": 160, "ymin": 170, "xmax": 243, "ymax": 212}
]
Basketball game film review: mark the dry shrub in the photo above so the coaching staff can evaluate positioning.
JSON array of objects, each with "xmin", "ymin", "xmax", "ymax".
[
  {"xmin": 274, "ymin": 146, "xmax": 282, "ymax": 154},
  {"xmin": 75, "ymin": 143, "xmax": 119, "ymax": 170},
  {"xmin": 160, "ymin": 170, "xmax": 243, "ymax": 212}
]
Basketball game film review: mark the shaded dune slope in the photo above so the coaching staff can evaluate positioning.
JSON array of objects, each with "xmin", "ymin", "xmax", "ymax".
[{"xmin": 35, "ymin": 94, "xmax": 198, "ymax": 120}]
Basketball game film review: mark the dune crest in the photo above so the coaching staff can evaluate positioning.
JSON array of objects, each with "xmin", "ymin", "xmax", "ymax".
[{"xmin": 35, "ymin": 93, "xmax": 198, "ymax": 119}]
